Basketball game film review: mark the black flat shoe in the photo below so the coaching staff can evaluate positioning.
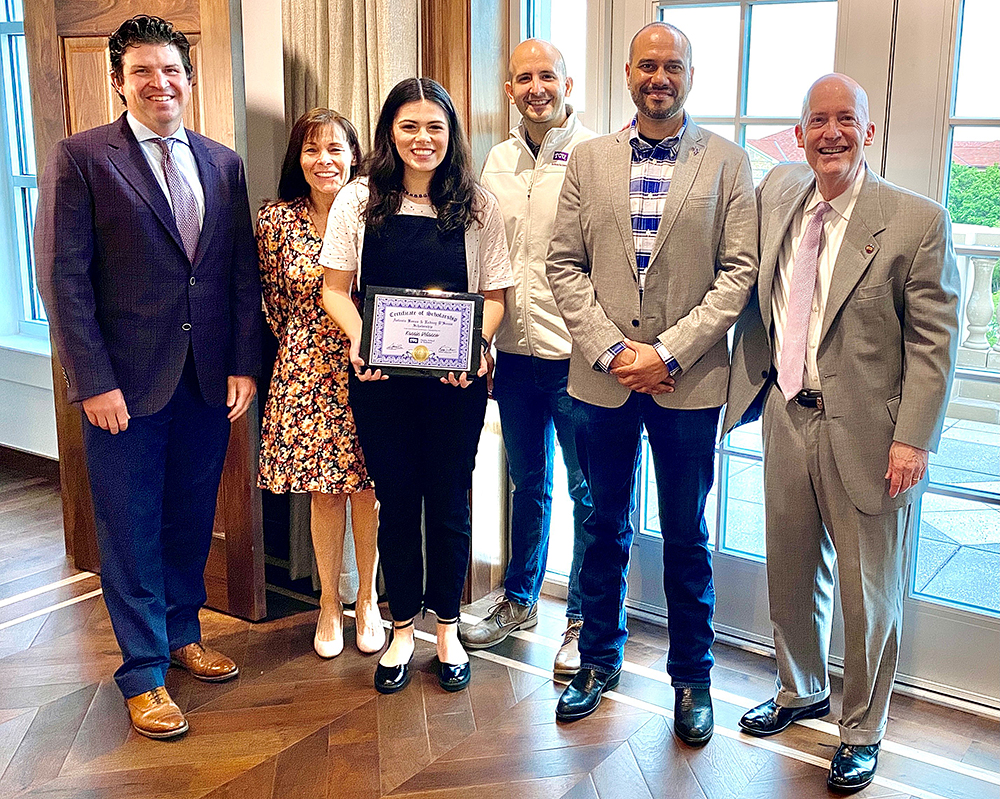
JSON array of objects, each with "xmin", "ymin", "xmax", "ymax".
[
  {"xmin": 827, "ymin": 743, "xmax": 880, "ymax": 793},
  {"xmin": 437, "ymin": 659, "xmax": 470, "ymax": 692},
  {"xmin": 435, "ymin": 616, "xmax": 471, "ymax": 692},
  {"xmin": 739, "ymin": 697, "xmax": 830, "ymax": 737},
  {"xmin": 374, "ymin": 620, "xmax": 414, "ymax": 695},
  {"xmin": 674, "ymin": 686, "xmax": 714, "ymax": 746},
  {"xmin": 555, "ymin": 666, "xmax": 621, "ymax": 722}
]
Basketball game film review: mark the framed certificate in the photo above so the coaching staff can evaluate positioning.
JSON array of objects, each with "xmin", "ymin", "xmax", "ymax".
[{"xmin": 359, "ymin": 286, "xmax": 484, "ymax": 378}]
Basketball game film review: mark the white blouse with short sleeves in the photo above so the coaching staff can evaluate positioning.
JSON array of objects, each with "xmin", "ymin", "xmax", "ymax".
[{"xmin": 319, "ymin": 177, "xmax": 513, "ymax": 294}]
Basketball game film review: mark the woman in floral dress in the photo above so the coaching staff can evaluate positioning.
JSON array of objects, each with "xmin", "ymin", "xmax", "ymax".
[{"xmin": 257, "ymin": 108, "xmax": 384, "ymax": 658}]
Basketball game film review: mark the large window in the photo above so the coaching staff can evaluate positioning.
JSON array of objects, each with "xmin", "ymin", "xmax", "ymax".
[
  {"xmin": 659, "ymin": 0, "xmax": 837, "ymax": 178},
  {"xmin": 914, "ymin": 0, "xmax": 999, "ymax": 615},
  {"xmin": 0, "ymin": 0, "xmax": 39, "ymax": 336}
]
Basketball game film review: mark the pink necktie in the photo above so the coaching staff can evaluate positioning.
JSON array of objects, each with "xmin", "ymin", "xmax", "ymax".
[
  {"xmin": 778, "ymin": 201, "xmax": 831, "ymax": 401},
  {"xmin": 154, "ymin": 138, "xmax": 201, "ymax": 262}
]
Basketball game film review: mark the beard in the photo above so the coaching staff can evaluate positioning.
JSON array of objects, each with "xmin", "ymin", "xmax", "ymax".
[{"xmin": 631, "ymin": 86, "xmax": 684, "ymax": 121}]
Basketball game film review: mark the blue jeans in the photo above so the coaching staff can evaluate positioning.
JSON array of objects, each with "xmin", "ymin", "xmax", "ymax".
[
  {"xmin": 493, "ymin": 351, "xmax": 591, "ymax": 619},
  {"xmin": 572, "ymin": 394, "xmax": 719, "ymax": 685}
]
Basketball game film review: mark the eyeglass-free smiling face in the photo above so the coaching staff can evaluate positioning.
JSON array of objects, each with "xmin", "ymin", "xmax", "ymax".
[
  {"xmin": 113, "ymin": 43, "xmax": 192, "ymax": 137},
  {"xmin": 796, "ymin": 75, "xmax": 876, "ymax": 199},
  {"xmin": 300, "ymin": 123, "xmax": 355, "ymax": 201},
  {"xmin": 392, "ymin": 100, "xmax": 450, "ymax": 179}
]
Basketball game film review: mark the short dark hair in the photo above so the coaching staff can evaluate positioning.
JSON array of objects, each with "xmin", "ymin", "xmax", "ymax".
[
  {"xmin": 109, "ymin": 15, "xmax": 193, "ymax": 104},
  {"xmin": 364, "ymin": 77, "xmax": 479, "ymax": 235},
  {"xmin": 278, "ymin": 109, "xmax": 363, "ymax": 202}
]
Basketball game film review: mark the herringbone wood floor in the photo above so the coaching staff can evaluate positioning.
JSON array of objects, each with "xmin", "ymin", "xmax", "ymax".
[{"xmin": 0, "ymin": 451, "xmax": 997, "ymax": 799}]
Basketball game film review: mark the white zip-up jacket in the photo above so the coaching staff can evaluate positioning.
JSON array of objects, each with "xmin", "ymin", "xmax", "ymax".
[{"xmin": 481, "ymin": 110, "xmax": 597, "ymax": 359}]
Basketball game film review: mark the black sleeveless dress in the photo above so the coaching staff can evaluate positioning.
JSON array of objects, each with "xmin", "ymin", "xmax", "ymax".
[{"xmin": 349, "ymin": 212, "xmax": 488, "ymax": 622}]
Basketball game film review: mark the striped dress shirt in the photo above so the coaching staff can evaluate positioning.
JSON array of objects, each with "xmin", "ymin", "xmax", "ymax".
[{"xmin": 596, "ymin": 116, "xmax": 686, "ymax": 374}]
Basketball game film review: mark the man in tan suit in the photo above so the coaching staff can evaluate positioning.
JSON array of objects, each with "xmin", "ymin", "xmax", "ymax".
[
  {"xmin": 724, "ymin": 74, "xmax": 960, "ymax": 792},
  {"xmin": 546, "ymin": 23, "xmax": 758, "ymax": 737}
]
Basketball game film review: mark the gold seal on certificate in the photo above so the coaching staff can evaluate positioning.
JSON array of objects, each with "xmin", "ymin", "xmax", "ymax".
[{"xmin": 359, "ymin": 286, "xmax": 485, "ymax": 378}]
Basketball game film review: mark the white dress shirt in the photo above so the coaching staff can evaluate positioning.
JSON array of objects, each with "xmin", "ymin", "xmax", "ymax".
[
  {"xmin": 126, "ymin": 112, "xmax": 206, "ymax": 229},
  {"xmin": 772, "ymin": 166, "xmax": 866, "ymax": 390}
]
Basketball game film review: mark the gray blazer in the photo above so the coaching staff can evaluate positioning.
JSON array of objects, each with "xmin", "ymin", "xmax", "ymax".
[
  {"xmin": 723, "ymin": 164, "xmax": 961, "ymax": 515},
  {"xmin": 546, "ymin": 122, "xmax": 758, "ymax": 410}
]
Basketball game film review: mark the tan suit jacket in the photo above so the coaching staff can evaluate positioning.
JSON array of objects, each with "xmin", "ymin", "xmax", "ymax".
[
  {"xmin": 723, "ymin": 164, "xmax": 961, "ymax": 515},
  {"xmin": 546, "ymin": 122, "xmax": 758, "ymax": 410}
]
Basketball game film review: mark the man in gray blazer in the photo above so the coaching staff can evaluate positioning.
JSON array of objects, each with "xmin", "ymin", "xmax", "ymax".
[
  {"xmin": 724, "ymin": 74, "xmax": 960, "ymax": 792},
  {"xmin": 546, "ymin": 22, "xmax": 758, "ymax": 738}
]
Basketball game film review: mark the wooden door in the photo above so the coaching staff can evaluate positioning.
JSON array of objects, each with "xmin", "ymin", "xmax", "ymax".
[{"xmin": 24, "ymin": 0, "xmax": 266, "ymax": 620}]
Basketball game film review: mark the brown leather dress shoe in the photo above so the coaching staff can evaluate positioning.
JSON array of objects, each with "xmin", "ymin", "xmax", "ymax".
[
  {"xmin": 126, "ymin": 686, "xmax": 188, "ymax": 739},
  {"xmin": 170, "ymin": 641, "xmax": 239, "ymax": 682}
]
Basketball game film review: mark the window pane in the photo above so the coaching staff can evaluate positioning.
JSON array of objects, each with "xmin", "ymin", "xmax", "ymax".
[
  {"xmin": 953, "ymin": 0, "xmax": 1000, "ymax": 119},
  {"xmin": 745, "ymin": 123, "xmax": 805, "ymax": 184},
  {"xmin": 641, "ymin": 437, "xmax": 718, "ymax": 547},
  {"xmin": 544, "ymin": 438, "xmax": 575, "ymax": 578},
  {"xmin": 913, "ymin": 492, "xmax": 1000, "ymax": 615},
  {"xmin": 657, "ymin": 4, "xmax": 740, "ymax": 118},
  {"xmin": 16, "ymin": 186, "xmax": 41, "ymax": 321},
  {"xmin": 11, "ymin": 35, "xmax": 34, "ymax": 176},
  {"xmin": 5, "ymin": 1, "xmax": 23, "ymax": 24},
  {"xmin": 531, "ymin": 0, "xmax": 588, "ymax": 114},
  {"xmin": 947, "ymin": 127, "xmax": 1000, "ymax": 248},
  {"xmin": 699, "ymin": 124, "xmax": 736, "ymax": 142},
  {"xmin": 746, "ymin": 1, "xmax": 837, "ymax": 118},
  {"xmin": 720, "ymin": 455, "xmax": 765, "ymax": 560},
  {"xmin": 725, "ymin": 418, "xmax": 762, "ymax": 456}
]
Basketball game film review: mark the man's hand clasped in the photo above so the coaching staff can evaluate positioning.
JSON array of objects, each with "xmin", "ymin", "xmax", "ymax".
[{"xmin": 610, "ymin": 339, "xmax": 675, "ymax": 395}]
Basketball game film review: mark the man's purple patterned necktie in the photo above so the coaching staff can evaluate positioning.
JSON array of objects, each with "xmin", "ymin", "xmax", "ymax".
[
  {"xmin": 778, "ymin": 201, "xmax": 832, "ymax": 401},
  {"xmin": 154, "ymin": 138, "xmax": 200, "ymax": 262}
]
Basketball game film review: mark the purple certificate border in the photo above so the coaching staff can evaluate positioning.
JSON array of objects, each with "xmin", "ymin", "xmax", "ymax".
[{"xmin": 369, "ymin": 294, "xmax": 475, "ymax": 371}]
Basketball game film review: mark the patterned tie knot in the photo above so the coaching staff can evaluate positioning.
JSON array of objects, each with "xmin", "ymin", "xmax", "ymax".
[{"xmin": 813, "ymin": 201, "xmax": 833, "ymax": 224}]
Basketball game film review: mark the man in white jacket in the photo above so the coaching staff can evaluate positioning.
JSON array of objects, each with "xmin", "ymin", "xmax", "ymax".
[{"xmin": 461, "ymin": 39, "xmax": 596, "ymax": 675}]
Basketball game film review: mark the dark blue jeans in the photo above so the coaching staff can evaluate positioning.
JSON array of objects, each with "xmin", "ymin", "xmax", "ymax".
[
  {"xmin": 493, "ymin": 351, "xmax": 591, "ymax": 618},
  {"xmin": 81, "ymin": 357, "xmax": 231, "ymax": 699},
  {"xmin": 572, "ymin": 394, "xmax": 720, "ymax": 685}
]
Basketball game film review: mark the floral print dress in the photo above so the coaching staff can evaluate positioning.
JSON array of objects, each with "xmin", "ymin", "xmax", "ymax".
[{"xmin": 256, "ymin": 198, "xmax": 373, "ymax": 494}]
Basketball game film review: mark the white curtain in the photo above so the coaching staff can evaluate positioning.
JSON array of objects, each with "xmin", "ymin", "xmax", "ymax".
[{"xmin": 282, "ymin": 0, "xmax": 419, "ymax": 148}]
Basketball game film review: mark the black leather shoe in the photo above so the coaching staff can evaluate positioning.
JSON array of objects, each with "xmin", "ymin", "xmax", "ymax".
[
  {"xmin": 674, "ymin": 686, "xmax": 714, "ymax": 745},
  {"xmin": 739, "ymin": 697, "xmax": 831, "ymax": 737},
  {"xmin": 437, "ymin": 659, "xmax": 471, "ymax": 692},
  {"xmin": 555, "ymin": 666, "xmax": 621, "ymax": 722},
  {"xmin": 374, "ymin": 621, "xmax": 414, "ymax": 694},
  {"xmin": 827, "ymin": 743, "xmax": 879, "ymax": 793},
  {"xmin": 374, "ymin": 661, "xmax": 411, "ymax": 694}
]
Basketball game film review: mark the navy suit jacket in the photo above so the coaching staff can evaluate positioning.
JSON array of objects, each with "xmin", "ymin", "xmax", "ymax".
[{"xmin": 36, "ymin": 113, "xmax": 260, "ymax": 417}]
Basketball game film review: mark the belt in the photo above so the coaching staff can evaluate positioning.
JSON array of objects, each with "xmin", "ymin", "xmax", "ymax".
[{"xmin": 793, "ymin": 389, "xmax": 824, "ymax": 410}]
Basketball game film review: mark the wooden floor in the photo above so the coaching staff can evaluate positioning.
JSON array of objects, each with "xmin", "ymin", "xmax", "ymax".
[{"xmin": 0, "ymin": 453, "xmax": 997, "ymax": 799}]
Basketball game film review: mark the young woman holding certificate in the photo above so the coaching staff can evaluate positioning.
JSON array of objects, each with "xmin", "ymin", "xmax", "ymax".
[
  {"xmin": 320, "ymin": 78, "xmax": 512, "ymax": 694},
  {"xmin": 257, "ymin": 109, "xmax": 385, "ymax": 660}
]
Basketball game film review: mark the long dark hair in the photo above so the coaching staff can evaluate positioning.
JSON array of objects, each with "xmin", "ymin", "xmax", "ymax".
[
  {"xmin": 277, "ymin": 108, "xmax": 362, "ymax": 202},
  {"xmin": 363, "ymin": 78, "xmax": 479, "ymax": 235}
]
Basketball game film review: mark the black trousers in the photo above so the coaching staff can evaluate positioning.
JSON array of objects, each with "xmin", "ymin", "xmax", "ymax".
[{"xmin": 349, "ymin": 374, "xmax": 488, "ymax": 620}]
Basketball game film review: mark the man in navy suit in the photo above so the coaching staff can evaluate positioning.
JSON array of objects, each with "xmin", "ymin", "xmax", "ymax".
[{"xmin": 35, "ymin": 15, "xmax": 260, "ymax": 739}]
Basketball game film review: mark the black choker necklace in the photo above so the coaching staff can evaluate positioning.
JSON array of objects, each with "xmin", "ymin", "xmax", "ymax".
[{"xmin": 403, "ymin": 189, "xmax": 429, "ymax": 199}]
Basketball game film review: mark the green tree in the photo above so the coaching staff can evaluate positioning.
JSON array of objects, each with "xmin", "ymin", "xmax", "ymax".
[{"xmin": 947, "ymin": 163, "xmax": 1000, "ymax": 227}]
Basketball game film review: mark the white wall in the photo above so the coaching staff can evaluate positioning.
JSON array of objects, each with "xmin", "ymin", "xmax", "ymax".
[
  {"xmin": 241, "ymin": 0, "xmax": 287, "ymax": 216},
  {"xmin": 0, "ymin": 337, "xmax": 56, "ymax": 458}
]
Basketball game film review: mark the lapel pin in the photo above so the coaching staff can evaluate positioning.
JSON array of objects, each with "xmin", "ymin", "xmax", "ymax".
[{"xmin": 865, "ymin": 244, "xmax": 875, "ymax": 254}]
